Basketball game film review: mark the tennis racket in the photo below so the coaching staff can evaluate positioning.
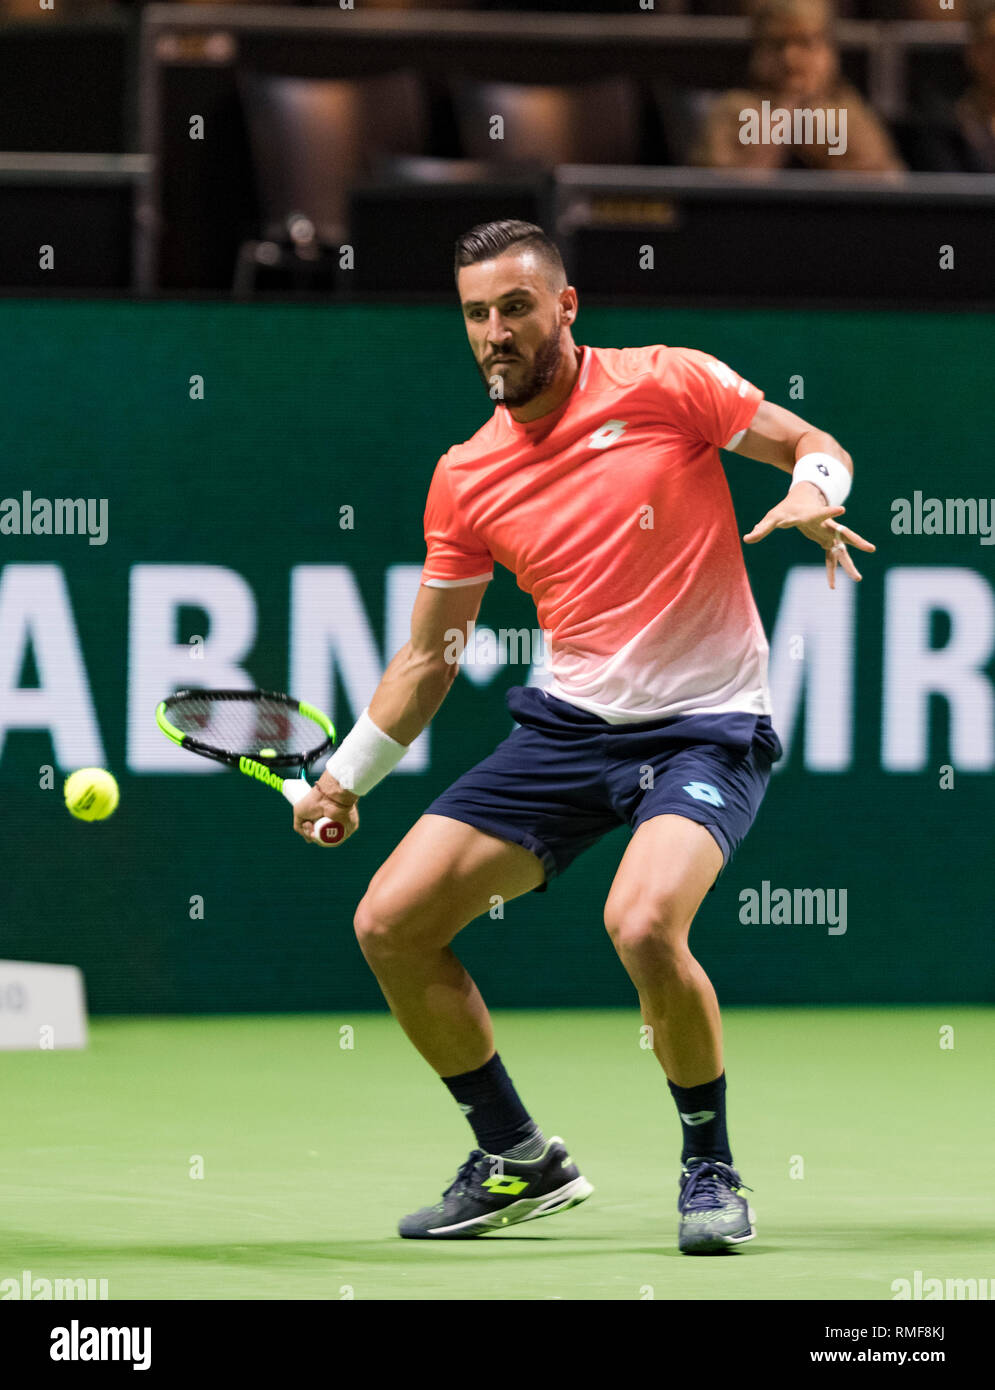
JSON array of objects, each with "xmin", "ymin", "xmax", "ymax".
[{"xmin": 155, "ymin": 688, "xmax": 345, "ymax": 844}]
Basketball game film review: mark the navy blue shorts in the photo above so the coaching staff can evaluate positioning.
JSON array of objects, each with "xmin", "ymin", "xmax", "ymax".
[{"xmin": 425, "ymin": 685, "xmax": 783, "ymax": 893}]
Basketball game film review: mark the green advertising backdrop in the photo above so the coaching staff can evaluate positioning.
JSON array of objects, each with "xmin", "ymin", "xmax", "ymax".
[{"xmin": 0, "ymin": 301, "xmax": 992, "ymax": 1011}]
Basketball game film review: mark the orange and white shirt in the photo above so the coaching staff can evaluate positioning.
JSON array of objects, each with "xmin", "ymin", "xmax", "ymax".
[{"xmin": 421, "ymin": 343, "xmax": 769, "ymax": 724}]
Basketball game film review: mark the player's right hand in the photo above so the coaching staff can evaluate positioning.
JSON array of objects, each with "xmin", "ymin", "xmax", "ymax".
[{"xmin": 292, "ymin": 778, "xmax": 360, "ymax": 847}]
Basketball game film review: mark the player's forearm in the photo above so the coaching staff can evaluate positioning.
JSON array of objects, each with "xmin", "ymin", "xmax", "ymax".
[
  {"xmin": 755, "ymin": 425, "xmax": 850, "ymax": 480},
  {"xmin": 368, "ymin": 642, "xmax": 458, "ymax": 747},
  {"xmin": 316, "ymin": 644, "xmax": 456, "ymax": 803}
]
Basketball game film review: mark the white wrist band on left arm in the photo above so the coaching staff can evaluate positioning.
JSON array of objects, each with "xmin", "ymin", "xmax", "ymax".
[{"xmin": 792, "ymin": 452, "xmax": 852, "ymax": 509}]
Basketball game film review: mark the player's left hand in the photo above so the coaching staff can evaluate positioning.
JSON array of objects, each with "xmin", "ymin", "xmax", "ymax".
[{"xmin": 743, "ymin": 484, "xmax": 876, "ymax": 590}]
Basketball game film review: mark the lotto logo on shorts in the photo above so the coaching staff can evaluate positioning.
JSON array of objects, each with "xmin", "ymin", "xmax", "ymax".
[{"xmin": 683, "ymin": 782, "xmax": 725, "ymax": 807}]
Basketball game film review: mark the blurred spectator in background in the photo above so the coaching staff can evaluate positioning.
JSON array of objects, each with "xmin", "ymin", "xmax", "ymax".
[
  {"xmin": 691, "ymin": 0, "xmax": 905, "ymax": 171},
  {"xmin": 908, "ymin": 0, "xmax": 995, "ymax": 170}
]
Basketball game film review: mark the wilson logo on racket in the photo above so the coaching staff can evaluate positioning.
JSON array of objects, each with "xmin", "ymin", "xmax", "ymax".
[{"xmin": 239, "ymin": 756, "xmax": 284, "ymax": 788}]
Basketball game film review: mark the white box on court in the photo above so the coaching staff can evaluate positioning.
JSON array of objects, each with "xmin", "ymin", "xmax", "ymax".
[{"xmin": 0, "ymin": 960, "xmax": 88, "ymax": 1050}]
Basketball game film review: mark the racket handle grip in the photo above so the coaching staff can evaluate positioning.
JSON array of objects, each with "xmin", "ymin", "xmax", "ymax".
[{"xmin": 281, "ymin": 778, "xmax": 345, "ymax": 845}]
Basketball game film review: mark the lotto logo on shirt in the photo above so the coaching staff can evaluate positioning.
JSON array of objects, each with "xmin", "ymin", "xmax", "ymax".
[{"xmin": 588, "ymin": 420, "xmax": 628, "ymax": 449}]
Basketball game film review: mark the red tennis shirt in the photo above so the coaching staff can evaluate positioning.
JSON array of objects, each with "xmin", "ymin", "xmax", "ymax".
[{"xmin": 421, "ymin": 343, "xmax": 770, "ymax": 723}]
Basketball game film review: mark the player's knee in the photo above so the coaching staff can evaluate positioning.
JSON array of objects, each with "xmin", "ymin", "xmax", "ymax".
[
  {"xmin": 604, "ymin": 898, "xmax": 691, "ymax": 959},
  {"xmin": 353, "ymin": 883, "xmax": 442, "ymax": 955},
  {"xmin": 353, "ymin": 890, "xmax": 402, "ymax": 953}
]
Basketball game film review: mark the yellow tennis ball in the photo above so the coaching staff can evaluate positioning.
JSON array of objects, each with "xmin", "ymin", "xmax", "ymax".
[
  {"xmin": 64, "ymin": 767, "xmax": 119, "ymax": 822},
  {"xmin": 258, "ymin": 747, "xmax": 277, "ymax": 757}
]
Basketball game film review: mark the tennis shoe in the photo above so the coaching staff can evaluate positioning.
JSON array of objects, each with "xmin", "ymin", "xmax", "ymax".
[
  {"xmin": 678, "ymin": 1157, "xmax": 755, "ymax": 1253},
  {"xmin": 398, "ymin": 1136, "xmax": 593, "ymax": 1238}
]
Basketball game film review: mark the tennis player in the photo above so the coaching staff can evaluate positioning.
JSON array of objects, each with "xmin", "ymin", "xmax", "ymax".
[{"xmin": 292, "ymin": 220, "xmax": 874, "ymax": 1252}]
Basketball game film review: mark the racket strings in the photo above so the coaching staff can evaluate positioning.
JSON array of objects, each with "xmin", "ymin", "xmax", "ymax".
[{"xmin": 167, "ymin": 695, "xmax": 323, "ymax": 758}]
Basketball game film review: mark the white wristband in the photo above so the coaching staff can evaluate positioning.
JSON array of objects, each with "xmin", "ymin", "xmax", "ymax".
[
  {"xmin": 322, "ymin": 708, "xmax": 407, "ymax": 796},
  {"xmin": 792, "ymin": 452, "xmax": 851, "ymax": 509}
]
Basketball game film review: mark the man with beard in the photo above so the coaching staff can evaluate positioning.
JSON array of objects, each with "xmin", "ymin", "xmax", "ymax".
[{"xmin": 292, "ymin": 219, "xmax": 874, "ymax": 1252}]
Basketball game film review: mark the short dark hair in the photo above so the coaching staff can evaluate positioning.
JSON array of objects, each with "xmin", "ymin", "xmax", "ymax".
[{"xmin": 454, "ymin": 220, "xmax": 567, "ymax": 288}]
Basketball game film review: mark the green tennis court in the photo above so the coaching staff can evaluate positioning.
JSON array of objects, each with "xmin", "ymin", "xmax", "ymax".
[{"xmin": 3, "ymin": 1007, "xmax": 990, "ymax": 1301}]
